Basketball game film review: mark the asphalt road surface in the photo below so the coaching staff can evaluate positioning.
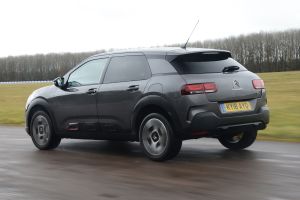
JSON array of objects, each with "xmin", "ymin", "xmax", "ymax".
[{"xmin": 0, "ymin": 126, "xmax": 299, "ymax": 200}]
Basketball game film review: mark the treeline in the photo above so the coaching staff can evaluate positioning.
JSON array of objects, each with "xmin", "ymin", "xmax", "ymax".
[
  {"xmin": 0, "ymin": 51, "xmax": 104, "ymax": 81},
  {"xmin": 188, "ymin": 29, "xmax": 300, "ymax": 72},
  {"xmin": 0, "ymin": 29, "xmax": 300, "ymax": 81}
]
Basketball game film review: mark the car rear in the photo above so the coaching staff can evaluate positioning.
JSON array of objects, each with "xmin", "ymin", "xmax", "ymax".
[{"xmin": 167, "ymin": 50, "xmax": 269, "ymax": 138}]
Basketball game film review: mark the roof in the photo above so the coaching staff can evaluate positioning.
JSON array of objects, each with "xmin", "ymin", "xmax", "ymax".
[{"xmin": 90, "ymin": 47, "xmax": 230, "ymax": 58}]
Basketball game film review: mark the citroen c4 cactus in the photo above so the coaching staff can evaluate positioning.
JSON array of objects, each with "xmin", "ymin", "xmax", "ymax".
[{"xmin": 25, "ymin": 48, "xmax": 269, "ymax": 161}]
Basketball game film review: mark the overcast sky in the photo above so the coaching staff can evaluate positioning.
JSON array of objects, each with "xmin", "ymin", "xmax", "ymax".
[{"xmin": 0, "ymin": 0, "xmax": 299, "ymax": 57}]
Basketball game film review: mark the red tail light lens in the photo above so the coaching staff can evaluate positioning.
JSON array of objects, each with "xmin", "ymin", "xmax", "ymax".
[
  {"xmin": 203, "ymin": 82, "xmax": 217, "ymax": 93},
  {"xmin": 252, "ymin": 79, "xmax": 265, "ymax": 89},
  {"xmin": 181, "ymin": 83, "xmax": 217, "ymax": 95}
]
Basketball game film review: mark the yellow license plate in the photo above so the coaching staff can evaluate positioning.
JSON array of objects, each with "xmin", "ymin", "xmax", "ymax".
[{"xmin": 221, "ymin": 101, "xmax": 252, "ymax": 113}]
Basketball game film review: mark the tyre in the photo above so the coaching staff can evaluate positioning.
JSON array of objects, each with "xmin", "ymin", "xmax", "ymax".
[
  {"xmin": 139, "ymin": 113, "xmax": 182, "ymax": 161},
  {"xmin": 218, "ymin": 129, "xmax": 257, "ymax": 150},
  {"xmin": 30, "ymin": 110, "xmax": 61, "ymax": 150}
]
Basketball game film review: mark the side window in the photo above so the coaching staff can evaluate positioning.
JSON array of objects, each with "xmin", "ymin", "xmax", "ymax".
[
  {"xmin": 148, "ymin": 59, "xmax": 177, "ymax": 74},
  {"xmin": 103, "ymin": 55, "xmax": 151, "ymax": 83},
  {"xmin": 68, "ymin": 58, "xmax": 108, "ymax": 87}
]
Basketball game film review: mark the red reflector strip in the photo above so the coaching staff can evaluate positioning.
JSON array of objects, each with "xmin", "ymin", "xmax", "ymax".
[
  {"xmin": 252, "ymin": 79, "xmax": 265, "ymax": 89},
  {"xmin": 192, "ymin": 131, "xmax": 208, "ymax": 137}
]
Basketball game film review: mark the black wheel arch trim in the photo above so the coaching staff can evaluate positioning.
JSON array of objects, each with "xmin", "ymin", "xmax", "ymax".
[
  {"xmin": 131, "ymin": 94, "xmax": 183, "ymax": 137},
  {"xmin": 26, "ymin": 97, "xmax": 58, "ymax": 135}
]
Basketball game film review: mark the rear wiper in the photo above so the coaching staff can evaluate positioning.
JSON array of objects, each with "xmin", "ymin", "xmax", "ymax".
[{"xmin": 223, "ymin": 66, "xmax": 240, "ymax": 73}]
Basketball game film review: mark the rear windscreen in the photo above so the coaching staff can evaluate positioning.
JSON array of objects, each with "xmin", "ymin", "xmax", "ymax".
[{"xmin": 171, "ymin": 53, "xmax": 247, "ymax": 74}]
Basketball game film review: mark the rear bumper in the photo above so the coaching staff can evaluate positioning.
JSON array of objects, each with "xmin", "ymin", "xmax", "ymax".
[{"xmin": 186, "ymin": 105, "xmax": 269, "ymax": 137}]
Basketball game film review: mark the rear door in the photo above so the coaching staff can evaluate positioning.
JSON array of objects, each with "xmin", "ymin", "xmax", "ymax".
[{"xmin": 97, "ymin": 54, "xmax": 151, "ymax": 135}]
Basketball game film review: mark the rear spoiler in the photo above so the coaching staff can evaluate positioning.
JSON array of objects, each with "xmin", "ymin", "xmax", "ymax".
[{"xmin": 166, "ymin": 51, "xmax": 232, "ymax": 62}]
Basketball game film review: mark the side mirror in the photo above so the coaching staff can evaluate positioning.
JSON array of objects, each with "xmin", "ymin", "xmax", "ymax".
[{"xmin": 53, "ymin": 77, "xmax": 65, "ymax": 88}]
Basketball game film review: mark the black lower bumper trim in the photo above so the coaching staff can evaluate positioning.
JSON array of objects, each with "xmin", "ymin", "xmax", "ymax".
[{"xmin": 190, "ymin": 107, "xmax": 269, "ymax": 132}]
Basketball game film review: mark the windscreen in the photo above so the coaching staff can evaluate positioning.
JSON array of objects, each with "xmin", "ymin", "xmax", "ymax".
[{"xmin": 171, "ymin": 52, "xmax": 247, "ymax": 74}]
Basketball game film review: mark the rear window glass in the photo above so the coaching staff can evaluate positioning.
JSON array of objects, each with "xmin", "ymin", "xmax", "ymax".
[{"xmin": 171, "ymin": 53, "xmax": 247, "ymax": 74}]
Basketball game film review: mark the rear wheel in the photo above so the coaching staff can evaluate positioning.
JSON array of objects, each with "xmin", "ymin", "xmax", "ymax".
[
  {"xmin": 139, "ymin": 113, "xmax": 182, "ymax": 161},
  {"xmin": 30, "ymin": 110, "xmax": 61, "ymax": 150},
  {"xmin": 218, "ymin": 130, "xmax": 257, "ymax": 150}
]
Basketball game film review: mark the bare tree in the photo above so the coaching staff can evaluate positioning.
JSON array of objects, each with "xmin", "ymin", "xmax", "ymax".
[{"xmin": 0, "ymin": 29, "xmax": 300, "ymax": 81}]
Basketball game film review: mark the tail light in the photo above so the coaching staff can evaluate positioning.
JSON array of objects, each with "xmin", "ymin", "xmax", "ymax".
[
  {"xmin": 181, "ymin": 83, "xmax": 217, "ymax": 95},
  {"xmin": 252, "ymin": 79, "xmax": 265, "ymax": 89}
]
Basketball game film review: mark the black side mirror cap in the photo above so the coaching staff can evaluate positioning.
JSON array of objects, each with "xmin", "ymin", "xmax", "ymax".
[{"xmin": 53, "ymin": 77, "xmax": 65, "ymax": 88}]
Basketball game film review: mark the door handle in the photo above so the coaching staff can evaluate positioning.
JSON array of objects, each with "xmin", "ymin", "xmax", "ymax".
[
  {"xmin": 86, "ymin": 88, "xmax": 97, "ymax": 95},
  {"xmin": 126, "ymin": 85, "xmax": 139, "ymax": 92}
]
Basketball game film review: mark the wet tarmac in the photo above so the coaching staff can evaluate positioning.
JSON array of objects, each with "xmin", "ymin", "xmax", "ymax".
[{"xmin": 0, "ymin": 126, "xmax": 299, "ymax": 200}]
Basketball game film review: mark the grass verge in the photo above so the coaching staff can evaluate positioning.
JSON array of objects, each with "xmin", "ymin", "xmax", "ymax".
[
  {"xmin": 0, "ymin": 83, "xmax": 49, "ymax": 125},
  {"xmin": 257, "ymin": 71, "xmax": 300, "ymax": 142}
]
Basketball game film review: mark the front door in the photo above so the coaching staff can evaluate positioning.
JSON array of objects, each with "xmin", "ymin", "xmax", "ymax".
[{"xmin": 52, "ymin": 58, "xmax": 108, "ymax": 136}]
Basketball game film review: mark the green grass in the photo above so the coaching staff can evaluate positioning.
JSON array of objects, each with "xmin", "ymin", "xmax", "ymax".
[
  {"xmin": 0, "ymin": 71, "xmax": 300, "ymax": 142},
  {"xmin": 257, "ymin": 71, "xmax": 300, "ymax": 142},
  {"xmin": 0, "ymin": 83, "xmax": 49, "ymax": 125}
]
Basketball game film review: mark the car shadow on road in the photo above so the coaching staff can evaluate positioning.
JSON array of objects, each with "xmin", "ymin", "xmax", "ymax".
[
  {"xmin": 59, "ymin": 140, "xmax": 144, "ymax": 157},
  {"xmin": 51, "ymin": 139, "xmax": 259, "ymax": 163},
  {"xmin": 177, "ymin": 148, "xmax": 258, "ymax": 162}
]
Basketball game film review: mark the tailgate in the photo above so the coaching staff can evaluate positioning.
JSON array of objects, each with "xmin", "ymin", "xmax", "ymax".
[{"xmin": 181, "ymin": 71, "xmax": 261, "ymax": 102}]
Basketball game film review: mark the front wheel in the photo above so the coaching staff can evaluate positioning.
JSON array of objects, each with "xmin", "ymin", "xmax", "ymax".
[
  {"xmin": 30, "ymin": 110, "xmax": 61, "ymax": 150},
  {"xmin": 218, "ymin": 130, "xmax": 257, "ymax": 150},
  {"xmin": 139, "ymin": 113, "xmax": 182, "ymax": 161}
]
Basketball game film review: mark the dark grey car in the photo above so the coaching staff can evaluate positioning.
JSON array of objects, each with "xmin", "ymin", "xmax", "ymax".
[{"xmin": 25, "ymin": 47, "xmax": 269, "ymax": 161}]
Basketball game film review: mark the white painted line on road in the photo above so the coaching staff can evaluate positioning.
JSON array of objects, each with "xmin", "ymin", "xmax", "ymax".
[
  {"xmin": 280, "ymin": 154, "xmax": 300, "ymax": 158},
  {"xmin": 0, "ymin": 138, "xmax": 28, "ymax": 140},
  {"xmin": 279, "ymin": 164, "xmax": 299, "ymax": 168},
  {"xmin": 268, "ymin": 197, "xmax": 288, "ymax": 200},
  {"xmin": 257, "ymin": 158, "xmax": 300, "ymax": 165}
]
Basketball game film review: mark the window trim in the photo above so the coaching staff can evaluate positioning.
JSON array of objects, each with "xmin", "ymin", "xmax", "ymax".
[
  {"xmin": 102, "ymin": 54, "xmax": 152, "ymax": 84},
  {"xmin": 66, "ymin": 57, "xmax": 110, "ymax": 88}
]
